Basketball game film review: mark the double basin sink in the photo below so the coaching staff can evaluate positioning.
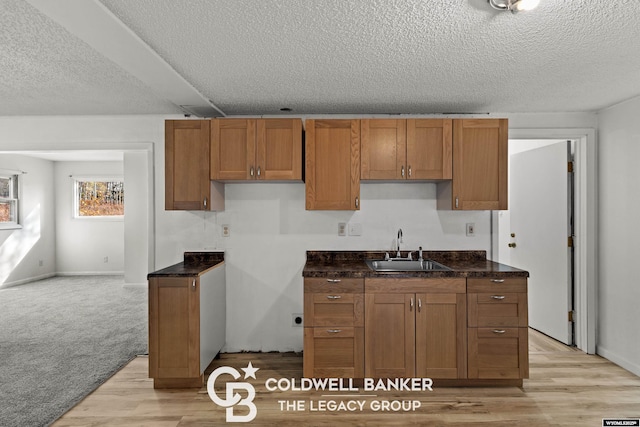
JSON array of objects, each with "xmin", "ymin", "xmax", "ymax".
[{"xmin": 365, "ymin": 258, "xmax": 451, "ymax": 272}]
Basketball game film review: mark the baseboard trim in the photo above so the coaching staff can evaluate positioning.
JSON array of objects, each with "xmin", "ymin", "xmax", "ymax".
[
  {"xmin": 597, "ymin": 346, "xmax": 640, "ymax": 377},
  {"xmin": 57, "ymin": 271, "xmax": 125, "ymax": 276},
  {"xmin": 0, "ymin": 272, "xmax": 57, "ymax": 288}
]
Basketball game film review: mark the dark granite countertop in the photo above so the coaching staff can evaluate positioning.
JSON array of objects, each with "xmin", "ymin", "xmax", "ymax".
[
  {"xmin": 147, "ymin": 251, "xmax": 225, "ymax": 278},
  {"xmin": 303, "ymin": 250, "xmax": 528, "ymax": 279}
]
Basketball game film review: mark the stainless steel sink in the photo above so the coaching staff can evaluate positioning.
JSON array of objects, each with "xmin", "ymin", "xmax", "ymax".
[{"xmin": 365, "ymin": 259, "xmax": 451, "ymax": 272}]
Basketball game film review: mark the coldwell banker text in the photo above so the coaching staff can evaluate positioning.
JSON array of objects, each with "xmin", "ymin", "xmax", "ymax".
[{"xmin": 266, "ymin": 377, "xmax": 433, "ymax": 413}]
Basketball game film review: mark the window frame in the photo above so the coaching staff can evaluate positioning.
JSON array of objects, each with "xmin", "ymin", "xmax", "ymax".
[
  {"xmin": 0, "ymin": 173, "xmax": 20, "ymax": 230},
  {"xmin": 72, "ymin": 176, "xmax": 124, "ymax": 221}
]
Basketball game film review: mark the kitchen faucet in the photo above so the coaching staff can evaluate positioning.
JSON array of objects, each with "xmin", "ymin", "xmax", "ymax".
[{"xmin": 396, "ymin": 228, "xmax": 403, "ymax": 258}]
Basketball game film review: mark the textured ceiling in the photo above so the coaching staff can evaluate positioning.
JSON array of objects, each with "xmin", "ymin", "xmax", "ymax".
[{"xmin": 3, "ymin": 0, "xmax": 640, "ymax": 116}]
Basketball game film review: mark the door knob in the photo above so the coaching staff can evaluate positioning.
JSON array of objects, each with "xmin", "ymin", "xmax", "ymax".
[{"xmin": 508, "ymin": 242, "xmax": 517, "ymax": 248}]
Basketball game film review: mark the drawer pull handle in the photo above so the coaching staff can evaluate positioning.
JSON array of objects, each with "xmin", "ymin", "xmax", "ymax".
[
  {"xmin": 492, "ymin": 329, "xmax": 506, "ymax": 334},
  {"xmin": 410, "ymin": 297, "xmax": 414, "ymax": 311},
  {"xmin": 418, "ymin": 298, "xmax": 422, "ymax": 312},
  {"xmin": 490, "ymin": 279, "xmax": 505, "ymax": 283},
  {"xmin": 327, "ymin": 329, "xmax": 342, "ymax": 334},
  {"xmin": 491, "ymin": 295, "xmax": 506, "ymax": 300},
  {"xmin": 326, "ymin": 295, "xmax": 342, "ymax": 300},
  {"xmin": 326, "ymin": 279, "xmax": 341, "ymax": 283}
]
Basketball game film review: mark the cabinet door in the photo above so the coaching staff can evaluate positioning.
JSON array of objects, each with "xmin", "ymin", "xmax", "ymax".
[
  {"xmin": 165, "ymin": 120, "xmax": 210, "ymax": 210},
  {"xmin": 149, "ymin": 276, "xmax": 200, "ymax": 379},
  {"xmin": 305, "ymin": 119, "xmax": 360, "ymax": 210},
  {"xmin": 365, "ymin": 293, "xmax": 415, "ymax": 378},
  {"xmin": 468, "ymin": 328, "xmax": 529, "ymax": 379},
  {"xmin": 211, "ymin": 119, "xmax": 256, "ymax": 180},
  {"xmin": 304, "ymin": 327, "xmax": 364, "ymax": 378},
  {"xmin": 452, "ymin": 119, "xmax": 508, "ymax": 210},
  {"xmin": 361, "ymin": 119, "xmax": 406, "ymax": 180},
  {"xmin": 256, "ymin": 119, "xmax": 302, "ymax": 180},
  {"xmin": 407, "ymin": 119, "xmax": 452, "ymax": 180},
  {"xmin": 415, "ymin": 293, "xmax": 467, "ymax": 379}
]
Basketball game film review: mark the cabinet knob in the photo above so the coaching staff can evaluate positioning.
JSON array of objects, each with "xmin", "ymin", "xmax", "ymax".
[{"xmin": 250, "ymin": 166, "xmax": 255, "ymax": 177}]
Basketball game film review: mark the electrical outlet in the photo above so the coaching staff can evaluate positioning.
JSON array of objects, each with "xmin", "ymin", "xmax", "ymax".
[
  {"xmin": 338, "ymin": 222, "xmax": 346, "ymax": 236},
  {"xmin": 466, "ymin": 223, "xmax": 475, "ymax": 237},
  {"xmin": 291, "ymin": 313, "xmax": 303, "ymax": 327},
  {"xmin": 222, "ymin": 224, "xmax": 230, "ymax": 237}
]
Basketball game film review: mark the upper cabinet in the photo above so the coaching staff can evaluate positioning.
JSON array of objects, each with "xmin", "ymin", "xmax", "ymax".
[
  {"xmin": 305, "ymin": 119, "xmax": 361, "ymax": 210},
  {"xmin": 165, "ymin": 120, "xmax": 224, "ymax": 211},
  {"xmin": 438, "ymin": 118, "xmax": 508, "ymax": 210},
  {"xmin": 211, "ymin": 118, "xmax": 302, "ymax": 181},
  {"xmin": 361, "ymin": 119, "xmax": 452, "ymax": 180}
]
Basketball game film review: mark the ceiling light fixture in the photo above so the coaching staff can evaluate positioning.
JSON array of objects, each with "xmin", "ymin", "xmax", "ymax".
[{"xmin": 488, "ymin": 0, "xmax": 540, "ymax": 13}]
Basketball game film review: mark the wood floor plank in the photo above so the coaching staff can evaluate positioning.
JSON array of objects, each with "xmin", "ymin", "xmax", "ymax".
[{"xmin": 53, "ymin": 329, "xmax": 640, "ymax": 426}]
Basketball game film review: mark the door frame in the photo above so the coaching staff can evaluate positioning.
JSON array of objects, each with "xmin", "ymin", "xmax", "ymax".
[{"xmin": 492, "ymin": 128, "xmax": 597, "ymax": 354}]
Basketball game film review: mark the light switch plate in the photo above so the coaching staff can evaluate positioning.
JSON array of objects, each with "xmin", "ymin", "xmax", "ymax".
[
  {"xmin": 466, "ymin": 223, "xmax": 475, "ymax": 236},
  {"xmin": 348, "ymin": 223, "xmax": 363, "ymax": 236}
]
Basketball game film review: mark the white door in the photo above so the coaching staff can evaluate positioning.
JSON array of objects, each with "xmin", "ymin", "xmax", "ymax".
[{"xmin": 509, "ymin": 141, "xmax": 573, "ymax": 345}]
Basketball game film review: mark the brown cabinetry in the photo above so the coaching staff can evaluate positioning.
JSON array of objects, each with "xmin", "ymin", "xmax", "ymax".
[
  {"xmin": 303, "ymin": 277, "xmax": 364, "ymax": 378},
  {"xmin": 364, "ymin": 278, "xmax": 466, "ymax": 379},
  {"xmin": 148, "ymin": 265, "xmax": 226, "ymax": 388},
  {"xmin": 211, "ymin": 118, "xmax": 302, "ymax": 181},
  {"xmin": 361, "ymin": 119, "xmax": 452, "ymax": 180},
  {"xmin": 305, "ymin": 119, "xmax": 361, "ymax": 210},
  {"xmin": 439, "ymin": 118, "xmax": 508, "ymax": 210},
  {"xmin": 467, "ymin": 277, "xmax": 529, "ymax": 379},
  {"xmin": 165, "ymin": 120, "xmax": 224, "ymax": 210}
]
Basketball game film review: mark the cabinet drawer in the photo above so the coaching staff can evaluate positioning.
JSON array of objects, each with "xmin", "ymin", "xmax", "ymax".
[
  {"xmin": 303, "ymin": 327, "xmax": 364, "ymax": 378},
  {"xmin": 467, "ymin": 277, "xmax": 527, "ymax": 293},
  {"xmin": 468, "ymin": 293, "xmax": 528, "ymax": 327},
  {"xmin": 304, "ymin": 292, "xmax": 364, "ymax": 327},
  {"xmin": 468, "ymin": 327, "xmax": 529, "ymax": 379},
  {"xmin": 304, "ymin": 277, "xmax": 364, "ymax": 293}
]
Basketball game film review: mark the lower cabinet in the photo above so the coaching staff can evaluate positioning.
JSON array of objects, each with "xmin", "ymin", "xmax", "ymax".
[
  {"xmin": 148, "ymin": 264, "xmax": 226, "ymax": 388},
  {"xmin": 364, "ymin": 278, "xmax": 467, "ymax": 379},
  {"xmin": 303, "ymin": 277, "xmax": 364, "ymax": 378},
  {"xmin": 302, "ymin": 275, "xmax": 529, "ymax": 384},
  {"xmin": 467, "ymin": 277, "xmax": 529, "ymax": 380}
]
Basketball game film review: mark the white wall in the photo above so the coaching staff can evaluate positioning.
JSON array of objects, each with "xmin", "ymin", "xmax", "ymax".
[
  {"xmin": 597, "ymin": 96, "xmax": 640, "ymax": 376},
  {"xmin": 0, "ymin": 154, "xmax": 56, "ymax": 287},
  {"xmin": 54, "ymin": 161, "xmax": 125, "ymax": 275}
]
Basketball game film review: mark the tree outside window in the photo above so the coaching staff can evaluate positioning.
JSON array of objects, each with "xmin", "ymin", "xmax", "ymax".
[{"xmin": 74, "ymin": 178, "xmax": 124, "ymax": 218}]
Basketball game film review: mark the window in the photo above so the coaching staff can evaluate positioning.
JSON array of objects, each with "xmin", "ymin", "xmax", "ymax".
[
  {"xmin": 0, "ymin": 174, "xmax": 19, "ymax": 228},
  {"xmin": 74, "ymin": 178, "xmax": 124, "ymax": 219}
]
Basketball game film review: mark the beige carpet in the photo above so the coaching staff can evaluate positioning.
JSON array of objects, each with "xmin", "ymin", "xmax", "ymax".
[{"xmin": 0, "ymin": 275, "xmax": 147, "ymax": 427}]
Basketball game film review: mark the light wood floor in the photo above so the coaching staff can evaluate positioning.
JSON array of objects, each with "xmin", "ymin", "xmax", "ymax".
[{"xmin": 53, "ymin": 329, "xmax": 640, "ymax": 426}]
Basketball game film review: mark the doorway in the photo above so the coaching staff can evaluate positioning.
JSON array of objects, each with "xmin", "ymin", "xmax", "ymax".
[
  {"xmin": 496, "ymin": 128, "xmax": 596, "ymax": 355},
  {"xmin": 498, "ymin": 139, "xmax": 574, "ymax": 346}
]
